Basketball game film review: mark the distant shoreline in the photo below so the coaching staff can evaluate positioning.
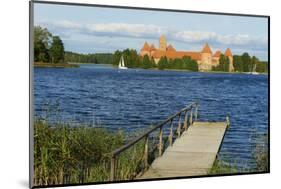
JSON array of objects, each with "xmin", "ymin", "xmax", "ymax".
[
  {"xmin": 34, "ymin": 62, "xmax": 79, "ymax": 68},
  {"xmin": 34, "ymin": 62, "xmax": 268, "ymax": 75}
]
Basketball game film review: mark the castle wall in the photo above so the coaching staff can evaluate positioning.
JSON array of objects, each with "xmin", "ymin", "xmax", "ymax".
[{"xmin": 140, "ymin": 50, "xmax": 150, "ymax": 57}]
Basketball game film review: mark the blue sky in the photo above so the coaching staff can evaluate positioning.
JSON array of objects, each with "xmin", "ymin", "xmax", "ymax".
[{"xmin": 34, "ymin": 3, "xmax": 268, "ymax": 60}]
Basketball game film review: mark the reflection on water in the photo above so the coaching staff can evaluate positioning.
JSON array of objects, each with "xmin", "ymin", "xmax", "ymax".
[{"xmin": 34, "ymin": 64, "xmax": 268, "ymax": 169}]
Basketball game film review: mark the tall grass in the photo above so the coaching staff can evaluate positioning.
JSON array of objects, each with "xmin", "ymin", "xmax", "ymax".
[
  {"xmin": 208, "ymin": 158, "xmax": 239, "ymax": 175},
  {"xmin": 254, "ymin": 133, "xmax": 268, "ymax": 172},
  {"xmin": 209, "ymin": 133, "xmax": 269, "ymax": 175},
  {"xmin": 33, "ymin": 119, "xmax": 146, "ymax": 186}
]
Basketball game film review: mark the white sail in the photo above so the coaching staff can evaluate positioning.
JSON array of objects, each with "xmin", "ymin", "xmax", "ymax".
[
  {"xmin": 253, "ymin": 64, "xmax": 256, "ymax": 72},
  {"xmin": 121, "ymin": 56, "xmax": 125, "ymax": 67},
  {"xmin": 251, "ymin": 63, "xmax": 259, "ymax": 75},
  {"xmin": 118, "ymin": 55, "xmax": 128, "ymax": 69},
  {"xmin": 118, "ymin": 58, "xmax": 122, "ymax": 67}
]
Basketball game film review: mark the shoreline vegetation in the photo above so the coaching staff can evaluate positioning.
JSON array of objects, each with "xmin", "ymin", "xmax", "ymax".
[
  {"xmin": 34, "ymin": 117, "xmax": 268, "ymax": 186},
  {"xmin": 34, "ymin": 26, "xmax": 268, "ymax": 74},
  {"xmin": 34, "ymin": 119, "xmax": 146, "ymax": 186}
]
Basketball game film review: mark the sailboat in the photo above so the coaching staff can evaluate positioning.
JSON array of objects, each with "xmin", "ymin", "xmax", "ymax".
[
  {"xmin": 118, "ymin": 55, "xmax": 128, "ymax": 69},
  {"xmin": 250, "ymin": 63, "xmax": 259, "ymax": 75}
]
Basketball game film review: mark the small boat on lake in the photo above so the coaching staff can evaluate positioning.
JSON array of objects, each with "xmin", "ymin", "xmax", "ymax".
[
  {"xmin": 118, "ymin": 55, "xmax": 128, "ymax": 69},
  {"xmin": 250, "ymin": 63, "xmax": 259, "ymax": 75}
]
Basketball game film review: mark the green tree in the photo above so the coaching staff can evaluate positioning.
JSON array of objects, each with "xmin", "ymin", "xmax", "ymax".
[
  {"xmin": 241, "ymin": 53, "xmax": 251, "ymax": 72},
  {"xmin": 34, "ymin": 40, "xmax": 50, "ymax": 62},
  {"xmin": 113, "ymin": 50, "xmax": 122, "ymax": 66},
  {"xmin": 182, "ymin": 56, "xmax": 198, "ymax": 71},
  {"xmin": 158, "ymin": 56, "xmax": 169, "ymax": 70},
  {"xmin": 50, "ymin": 36, "xmax": 65, "ymax": 63},
  {"xmin": 233, "ymin": 55, "xmax": 243, "ymax": 72},
  {"xmin": 142, "ymin": 55, "xmax": 152, "ymax": 69},
  {"xmin": 34, "ymin": 26, "xmax": 52, "ymax": 62},
  {"xmin": 212, "ymin": 55, "xmax": 229, "ymax": 72},
  {"xmin": 256, "ymin": 61, "xmax": 268, "ymax": 73}
]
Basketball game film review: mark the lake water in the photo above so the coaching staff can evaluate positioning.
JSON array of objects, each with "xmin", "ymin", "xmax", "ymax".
[{"xmin": 34, "ymin": 64, "xmax": 268, "ymax": 170}]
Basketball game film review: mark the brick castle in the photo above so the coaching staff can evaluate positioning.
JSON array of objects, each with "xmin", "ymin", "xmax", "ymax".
[{"xmin": 140, "ymin": 35, "xmax": 234, "ymax": 72}]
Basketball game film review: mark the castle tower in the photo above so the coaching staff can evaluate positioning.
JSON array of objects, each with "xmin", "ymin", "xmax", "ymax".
[
  {"xmin": 140, "ymin": 42, "xmax": 151, "ymax": 57},
  {"xmin": 159, "ymin": 35, "xmax": 167, "ymax": 51},
  {"xmin": 150, "ymin": 44, "xmax": 156, "ymax": 56},
  {"xmin": 224, "ymin": 48, "xmax": 234, "ymax": 72},
  {"xmin": 212, "ymin": 50, "xmax": 222, "ymax": 66},
  {"xmin": 200, "ymin": 43, "xmax": 213, "ymax": 71}
]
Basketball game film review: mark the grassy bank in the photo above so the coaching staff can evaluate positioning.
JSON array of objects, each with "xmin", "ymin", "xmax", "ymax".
[
  {"xmin": 33, "ymin": 119, "xmax": 145, "ymax": 186},
  {"xmin": 34, "ymin": 62, "xmax": 79, "ymax": 68}
]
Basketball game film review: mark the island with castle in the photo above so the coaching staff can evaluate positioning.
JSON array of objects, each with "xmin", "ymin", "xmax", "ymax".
[
  {"xmin": 140, "ymin": 35, "xmax": 234, "ymax": 72},
  {"xmin": 60, "ymin": 32, "xmax": 267, "ymax": 73}
]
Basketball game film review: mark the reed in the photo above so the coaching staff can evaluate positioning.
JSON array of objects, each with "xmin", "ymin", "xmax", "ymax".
[
  {"xmin": 254, "ymin": 133, "xmax": 268, "ymax": 172},
  {"xmin": 208, "ymin": 158, "xmax": 239, "ymax": 175},
  {"xmin": 33, "ymin": 119, "xmax": 145, "ymax": 186}
]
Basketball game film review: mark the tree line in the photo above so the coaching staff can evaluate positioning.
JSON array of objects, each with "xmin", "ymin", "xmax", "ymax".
[
  {"xmin": 212, "ymin": 53, "xmax": 268, "ymax": 73},
  {"xmin": 112, "ymin": 49, "xmax": 199, "ymax": 71},
  {"xmin": 158, "ymin": 56, "xmax": 198, "ymax": 71},
  {"xmin": 34, "ymin": 26, "xmax": 65, "ymax": 63},
  {"xmin": 64, "ymin": 51, "xmax": 114, "ymax": 64},
  {"xmin": 233, "ymin": 53, "xmax": 268, "ymax": 73}
]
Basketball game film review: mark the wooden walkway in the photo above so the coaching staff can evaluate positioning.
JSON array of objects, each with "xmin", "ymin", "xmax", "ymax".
[{"xmin": 139, "ymin": 121, "xmax": 228, "ymax": 179}]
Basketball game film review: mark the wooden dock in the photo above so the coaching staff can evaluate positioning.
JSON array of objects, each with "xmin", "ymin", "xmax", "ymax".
[
  {"xmin": 139, "ymin": 121, "xmax": 228, "ymax": 179},
  {"xmin": 109, "ymin": 102, "xmax": 229, "ymax": 181}
]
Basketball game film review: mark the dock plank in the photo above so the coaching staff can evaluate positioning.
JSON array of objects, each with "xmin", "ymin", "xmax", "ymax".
[{"xmin": 139, "ymin": 121, "xmax": 228, "ymax": 179}]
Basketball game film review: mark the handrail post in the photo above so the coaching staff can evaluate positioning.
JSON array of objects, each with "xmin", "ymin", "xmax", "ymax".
[
  {"xmin": 194, "ymin": 104, "xmax": 198, "ymax": 121},
  {"xmin": 144, "ymin": 135, "xmax": 149, "ymax": 169},
  {"xmin": 108, "ymin": 102, "xmax": 200, "ymax": 181},
  {"xmin": 189, "ymin": 110, "xmax": 193, "ymax": 125},
  {"xmin": 177, "ymin": 113, "xmax": 182, "ymax": 138},
  {"xmin": 169, "ymin": 119, "xmax": 173, "ymax": 146},
  {"xmin": 110, "ymin": 155, "xmax": 116, "ymax": 181},
  {"xmin": 226, "ymin": 115, "xmax": 230, "ymax": 128},
  {"xmin": 184, "ymin": 110, "xmax": 188, "ymax": 131},
  {"xmin": 159, "ymin": 126, "xmax": 163, "ymax": 156}
]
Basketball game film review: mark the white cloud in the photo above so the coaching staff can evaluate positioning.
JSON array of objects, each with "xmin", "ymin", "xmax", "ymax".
[
  {"xmin": 172, "ymin": 31, "xmax": 267, "ymax": 47},
  {"xmin": 173, "ymin": 31, "xmax": 216, "ymax": 42},
  {"xmin": 36, "ymin": 20, "xmax": 267, "ymax": 50},
  {"xmin": 86, "ymin": 23, "xmax": 165, "ymax": 38}
]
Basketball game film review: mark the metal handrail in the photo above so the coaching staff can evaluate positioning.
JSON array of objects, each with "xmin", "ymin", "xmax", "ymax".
[{"xmin": 110, "ymin": 102, "xmax": 199, "ymax": 181}]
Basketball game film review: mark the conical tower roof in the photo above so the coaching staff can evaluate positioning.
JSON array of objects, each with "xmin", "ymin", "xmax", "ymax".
[
  {"xmin": 150, "ymin": 44, "xmax": 156, "ymax": 51},
  {"xmin": 167, "ymin": 44, "xmax": 176, "ymax": 51},
  {"xmin": 224, "ymin": 48, "xmax": 233, "ymax": 56},
  {"xmin": 141, "ymin": 42, "xmax": 151, "ymax": 51},
  {"xmin": 213, "ymin": 50, "xmax": 222, "ymax": 57},
  {"xmin": 201, "ymin": 43, "xmax": 212, "ymax": 54}
]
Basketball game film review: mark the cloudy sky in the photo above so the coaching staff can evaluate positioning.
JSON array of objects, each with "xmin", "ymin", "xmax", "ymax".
[{"xmin": 34, "ymin": 3, "xmax": 268, "ymax": 60}]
